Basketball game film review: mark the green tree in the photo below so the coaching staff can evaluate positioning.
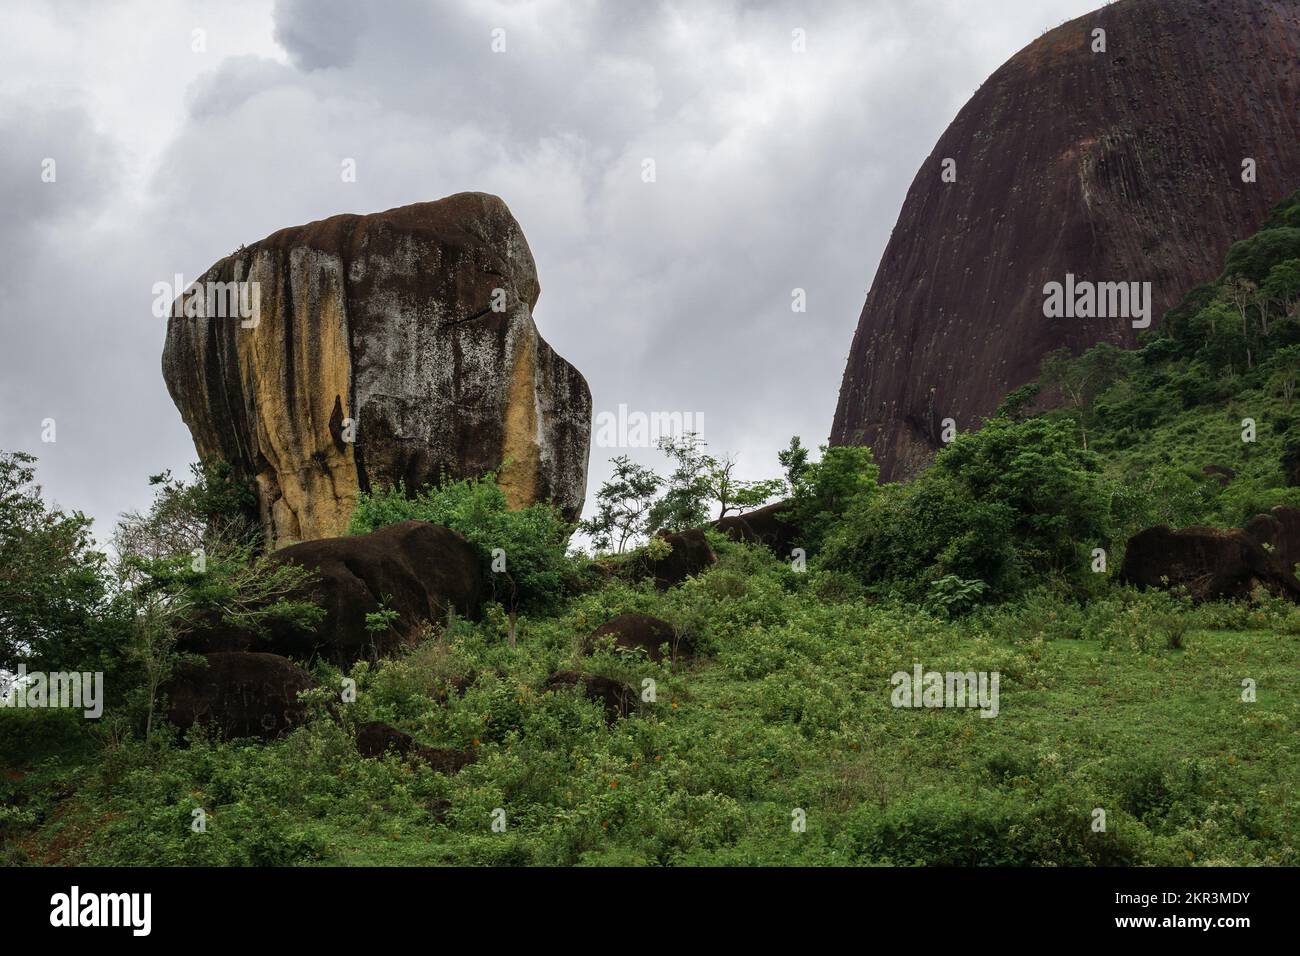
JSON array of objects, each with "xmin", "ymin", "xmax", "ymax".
[
  {"xmin": 932, "ymin": 416, "xmax": 1108, "ymax": 576},
  {"xmin": 777, "ymin": 435, "xmax": 810, "ymax": 489},
  {"xmin": 995, "ymin": 382, "xmax": 1041, "ymax": 421},
  {"xmin": 703, "ymin": 456, "xmax": 784, "ymax": 521},
  {"xmin": 1262, "ymin": 258, "xmax": 1300, "ymax": 319},
  {"xmin": 823, "ymin": 417, "xmax": 1107, "ymax": 601},
  {"xmin": 579, "ymin": 456, "xmax": 662, "ymax": 553},
  {"xmin": 0, "ymin": 451, "xmax": 117, "ymax": 675},
  {"xmin": 785, "ymin": 443, "xmax": 879, "ymax": 553},
  {"xmin": 113, "ymin": 459, "xmax": 259, "ymax": 585},
  {"xmin": 1040, "ymin": 344, "xmax": 1130, "ymax": 448},
  {"xmin": 648, "ymin": 433, "xmax": 714, "ymax": 531},
  {"xmin": 1270, "ymin": 345, "xmax": 1300, "ymax": 408}
]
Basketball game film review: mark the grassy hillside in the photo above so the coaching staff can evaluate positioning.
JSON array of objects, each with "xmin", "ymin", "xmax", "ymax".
[{"xmin": 4, "ymin": 540, "xmax": 1298, "ymax": 866}]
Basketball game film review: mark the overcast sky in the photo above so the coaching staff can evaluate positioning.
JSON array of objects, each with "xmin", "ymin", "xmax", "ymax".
[{"xmin": 0, "ymin": 0, "xmax": 1104, "ymax": 542}]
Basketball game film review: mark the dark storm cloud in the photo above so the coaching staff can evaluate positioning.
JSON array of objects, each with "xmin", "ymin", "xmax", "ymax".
[
  {"xmin": 273, "ymin": 0, "xmax": 369, "ymax": 69},
  {"xmin": 0, "ymin": 99, "xmax": 121, "ymax": 291}
]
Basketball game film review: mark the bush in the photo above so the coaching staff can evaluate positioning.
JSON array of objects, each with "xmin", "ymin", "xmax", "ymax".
[
  {"xmin": 978, "ymin": 588, "xmax": 1087, "ymax": 643},
  {"xmin": 822, "ymin": 417, "xmax": 1107, "ymax": 602},
  {"xmin": 784, "ymin": 444, "xmax": 880, "ymax": 553},
  {"xmin": 349, "ymin": 474, "xmax": 577, "ymax": 612},
  {"xmin": 1087, "ymin": 587, "xmax": 1194, "ymax": 652}
]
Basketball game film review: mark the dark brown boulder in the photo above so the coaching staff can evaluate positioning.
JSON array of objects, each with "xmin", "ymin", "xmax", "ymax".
[
  {"xmin": 831, "ymin": 0, "xmax": 1300, "ymax": 479},
  {"xmin": 588, "ymin": 612, "xmax": 688, "ymax": 664},
  {"xmin": 1244, "ymin": 512, "xmax": 1280, "ymax": 548},
  {"xmin": 1244, "ymin": 506, "xmax": 1300, "ymax": 576},
  {"xmin": 161, "ymin": 192, "xmax": 591, "ymax": 547},
  {"xmin": 355, "ymin": 719, "xmax": 413, "ymax": 757},
  {"xmin": 637, "ymin": 529, "xmax": 716, "ymax": 589},
  {"xmin": 165, "ymin": 652, "xmax": 317, "ymax": 740},
  {"xmin": 543, "ymin": 670, "xmax": 639, "ymax": 722},
  {"xmin": 180, "ymin": 520, "xmax": 484, "ymax": 666},
  {"xmin": 270, "ymin": 520, "xmax": 483, "ymax": 664},
  {"xmin": 354, "ymin": 720, "xmax": 473, "ymax": 774},
  {"xmin": 1202, "ymin": 465, "xmax": 1236, "ymax": 486},
  {"xmin": 1120, "ymin": 525, "xmax": 1300, "ymax": 602},
  {"xmin": 714, "ymin": 501, "xmax": 801, "ymax": 558}
]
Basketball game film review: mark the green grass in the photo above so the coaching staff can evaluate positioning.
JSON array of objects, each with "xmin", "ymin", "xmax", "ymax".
[{"xmin": 4, "ymin": 540, "xmax": 1297, "ymax": 867}]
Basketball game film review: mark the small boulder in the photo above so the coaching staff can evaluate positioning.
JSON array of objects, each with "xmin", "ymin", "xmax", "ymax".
[
  {"xmin": 165, "ymin": 652, "xmax": 317, "ymax": 740},
  {"xmin": 1244, "ymin": 512, "xmax": 1281, "ymax": 549},
  {"xmin": 1202, "ymin": 464, "xmax": 1236, "ymax": 485},
  {"xmin": 588, "ymin": 612, "xmax": 687, "ymax": 664},
  {"xmin": 543, "ymin": 671, "xmax": 638, "ymax": 721},
  {"xmin": 354, "ymin": 720, "xmax": 473, "ymax": 774},
  {"xmin": 1120, "ymin": 525, "xmax": 1300, "ymax": 602},
  {"xmin": 271, "ymin": 520, "xmax": 484, "ymax": 663}
]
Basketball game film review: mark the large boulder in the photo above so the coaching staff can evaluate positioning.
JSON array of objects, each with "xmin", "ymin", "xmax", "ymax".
[
  {"xmin": 180, "ymin": 520, "xmax": 484, "ymax": 666},
  {"xmin": 162, "ymin": 192, "xmax": 591, "ymax": 547},
  {"xmin": 830, "ymin": 0, "xmax": 1300, "ymax": 479},
  {"xmin": 1119, "ymin": 525, "xmax": 1300, "ymax": 603},
  {"xmin": 270, "ymin": 520, "xmax": 483, "ymax": 663},
  {"xmin": 714, "ymin": 501, "xmax": 801, "ymax": 559},
  {"xmin": 165, "ymin": 652, "xmax": 317, "ymax": 740},
  {"xmin": 588, "ymin": 612, "xmax": 687, "ymax": 664}
]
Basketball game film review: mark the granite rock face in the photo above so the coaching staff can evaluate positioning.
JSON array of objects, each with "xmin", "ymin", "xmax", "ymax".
[
  {"xmin": 831, "ymin": 0, "xmax": 1300, "ymax": 479},
  {"xmin": 162, "ymin": 192, "xmax": 591, "ymax": 546}
]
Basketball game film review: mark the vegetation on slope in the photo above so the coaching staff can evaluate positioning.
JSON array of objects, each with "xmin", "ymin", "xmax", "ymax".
[{"xmin": 3, "ymin": 191, "xmax": 1300, "ymax": 867}]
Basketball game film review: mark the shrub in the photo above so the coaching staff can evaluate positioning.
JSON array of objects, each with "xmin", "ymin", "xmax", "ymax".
[
  {"xmin": 979, "ymin": 587, "xmax": 1087, "ymax": 643},
  {"xmin": 822, "ymin": 417, "xmax": 1107, "ymax": 602},
  {"xmin": 349, "ymin": 473, "xmax": 577, "ymax": 612},
  {"xmin": 784, "ymin": 444, "xmax": 880, "ymax": 553},
  {"xmin": 1087, "ymin": 587, "xmax": 1194, "ymax": 652}
]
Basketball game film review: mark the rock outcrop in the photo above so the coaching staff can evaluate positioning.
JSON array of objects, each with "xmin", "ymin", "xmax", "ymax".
[
  {"xmin": 635, "ymin": 529, "xmax": 717, "ymax": 589},
  {"xmin": 165, "ymin": 651, "xmax": 318, "ymax": 740},
  {"xmin": 179, "ymin": 520, "xmax": 485, "ymax": 666},
  {"xmin": 162, "ymin": 192, "xmax": 591, "ymax": 546},
  {"xmin": 1244, "ymin": 506, "xmax": 1300, "ymax": 576},
  {"xmin": 714, "ymin": 501, "xmax": 802, "ymax": 558},
  {"xmin": 1119, "ymin": 525, "xmax": 1300, "ymax": 602},
  {"xmin": 831, "ymin": 0, "xmax": 1300, "ymax": 480}
]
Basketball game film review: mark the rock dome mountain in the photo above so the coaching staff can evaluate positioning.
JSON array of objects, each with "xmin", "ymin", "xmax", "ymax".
[{"xmin": 831, "ymin": 0, "xmax": 1300, "ymax": 479}]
